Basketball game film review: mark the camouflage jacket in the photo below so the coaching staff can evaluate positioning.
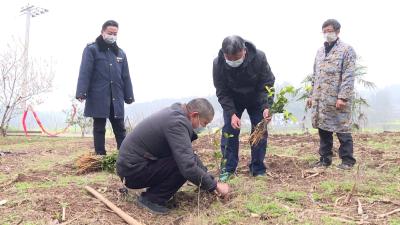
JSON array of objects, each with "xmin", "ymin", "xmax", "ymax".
[{"xmin": 310, "ymin": 39, "xmax": 356, "ymax": 133}]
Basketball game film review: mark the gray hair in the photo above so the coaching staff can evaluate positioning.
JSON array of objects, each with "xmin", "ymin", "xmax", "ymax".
[
  {"xmin": 322, "ymin": 19, "xmax": 341, "ymax": 31},
  {"xmin": 186, "ymin": 98, "xmax": 214, "ymax": 121},
  {"xmin": 222, "ymin": 35, "xmax": 246, "ymax": 55}
]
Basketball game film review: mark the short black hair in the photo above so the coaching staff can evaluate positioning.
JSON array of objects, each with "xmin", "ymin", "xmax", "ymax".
[
  {"xmin": 322, "ymin": 19, "xmax": 341, "ymax": 31},
  {"xmin": 102, "ymin": 20, "xmax": 119, "ymax": 31},
  {"xmin": 222, "ymin": 35, "xmax": 245, "ymax": 55}
]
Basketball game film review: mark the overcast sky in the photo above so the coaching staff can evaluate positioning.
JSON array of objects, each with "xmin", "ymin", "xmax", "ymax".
[{"xmin": 1, "ymin": 0, "xmax": 399, "ymax": 111}]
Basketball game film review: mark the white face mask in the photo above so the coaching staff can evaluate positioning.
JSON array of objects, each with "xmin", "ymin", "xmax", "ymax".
[
  {"xmin": 103, "ymin": 34, "xmax": 117, "ymax": 44},
  {"xmin": 324, "ymin": 32, "xmax": 337, "ymax": 43},
  {"xmin": 225, "ymin": 55, "xmax": 244, "ymax": 68}
]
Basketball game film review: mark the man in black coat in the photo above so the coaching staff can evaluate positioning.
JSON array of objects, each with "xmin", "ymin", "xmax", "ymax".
[
  {"xmin": 76, "ymin": 20, "xmax": 134, "ymax": 155},
  {"xmin": 213, "ymin": 35, "xmax": 275, "ymax": 181},
  {"xmin": 117, "ymin": 98, "xmax": 230, "ymax": 215}
]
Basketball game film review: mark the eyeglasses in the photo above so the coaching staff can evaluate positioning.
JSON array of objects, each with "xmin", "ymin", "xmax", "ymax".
[{"xmin": 322, "ymin": 30, "xmax": 336, "ymax": 34}]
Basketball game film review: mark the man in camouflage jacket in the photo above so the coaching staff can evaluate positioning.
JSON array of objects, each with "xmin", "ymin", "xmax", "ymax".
[{"xmin": 307, "ymin": 19, "xmax": 357, "ymax": 170}]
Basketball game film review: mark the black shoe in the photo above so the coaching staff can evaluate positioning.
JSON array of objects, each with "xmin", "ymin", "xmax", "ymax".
[
  {"xmin": 250, "ymin": 171, "xmax": 266, "ymax": 177},
  {"xmin": 136, "ymin": 195, "xmax": 169, "ymax": 215},
  {"xmin": 313, "ymin": 161, "xmax": 330, "ymax": 168},
  {"xmin": 336, "ymin": 163, "xmax": 353, "ymax": 170}
]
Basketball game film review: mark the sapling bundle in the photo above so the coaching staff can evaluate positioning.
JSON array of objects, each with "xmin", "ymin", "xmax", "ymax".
[
  {"xmin": 76, "ymin": 152, "xmax": 118, "ymax": 174},
  {"xmin": 249, "ymin": 86, "xmax": 297, "ymax": 146}
]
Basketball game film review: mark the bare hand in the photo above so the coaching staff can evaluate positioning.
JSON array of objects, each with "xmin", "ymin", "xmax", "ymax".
[
  {"xmin": 263, "ymin": 108, "xmax": 272, "ymax": 123},
  {"xmin": 77, "ymin": 97, "xmax": 84, "ymax": 103},
  {"xmin": 306, "ymin": 98, "xmax": 312, "ymax": 108},
  {"xmin": 215, "ymin": 182, "xmax": 230, "ymax": 198},
  {"xmin": 231, "ymin": 114, "xmax": 241, "ymax": 129},
  {"xmin": 336, "ymin": 99, "xmax": 346, "ymax": 110}
]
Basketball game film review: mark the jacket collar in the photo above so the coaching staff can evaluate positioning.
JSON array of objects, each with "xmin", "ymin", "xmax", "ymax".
[
  {"xmin": 95, "ymin": 35, "xmax": 119, "ymax": 55},
  {"xmin": 324, "ymin": 38, "xmax": 343, "ymax": 57}
]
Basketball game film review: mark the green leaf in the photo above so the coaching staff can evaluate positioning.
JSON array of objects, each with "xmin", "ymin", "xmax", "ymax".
[{"xmin": 223, "ymin": 132, "xmax": 234, "ymax": 138}]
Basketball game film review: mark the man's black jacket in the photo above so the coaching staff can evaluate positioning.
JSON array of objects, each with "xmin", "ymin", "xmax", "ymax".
[{"xmin": 213, "ymin": 41, "xmax": 275, "ymax": 117}]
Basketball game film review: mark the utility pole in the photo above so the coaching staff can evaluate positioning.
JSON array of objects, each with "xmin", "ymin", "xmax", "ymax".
[{"xmin": 20, "ymin": 4, "xmax": 48, "ymax": 109}]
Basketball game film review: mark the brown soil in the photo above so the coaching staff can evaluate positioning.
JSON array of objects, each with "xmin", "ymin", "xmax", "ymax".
[{"xmin": 0, "ymin": 132, "xmax": 399, "ymax": 224}]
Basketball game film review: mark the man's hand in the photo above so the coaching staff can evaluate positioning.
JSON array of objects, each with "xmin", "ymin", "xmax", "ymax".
[
  {"xmin": 125, "ymin": 98, "xmax": 134, "ymax": 104},
  {"xmin": 263, "ymin": 108, "xmax": 272, "ymax": 123},
  {"xmin": 336, "ymin": 99, "xmax": 346, "ymax": 110},
  {"xmin": 77, "ymin": 97, "xmax": 85, "ymax": 103},
  {"xmin": 306, "ymin": 98, "xmax": 312, "ymax": 108},
  {"xmin": 215, "ymin": 182, "xmax": 230, "ymax": 198},
  {"xmin": 231, "ymin": 114, "xmax": 241, "ymax": 129}
]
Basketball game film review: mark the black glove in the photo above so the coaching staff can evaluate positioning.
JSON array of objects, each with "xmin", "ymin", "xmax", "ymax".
[{"xmin": 124, "ymin": 98, "xmax": 134, "ymax": 104}]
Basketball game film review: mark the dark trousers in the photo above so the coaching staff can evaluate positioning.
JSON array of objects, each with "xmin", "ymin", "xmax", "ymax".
[
  {"xmin": 123, "ymin": 157, "xmax": 187, "ymax": 205},
  {"xmin": 221, "ymin": 105, "xmax": 267, "ymax": 176},
  {"xmin": 93, "ymin": 105, "xmax": 126, "ymax": 155},
  {"xmin": 318, "ymin": 128, "xmax": 356, "ymax": 165}
]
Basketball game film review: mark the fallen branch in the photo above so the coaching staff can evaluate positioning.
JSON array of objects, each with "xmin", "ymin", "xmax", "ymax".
[
  {"xmin": 377, "ymin": 162, "xmax": 388, "ymax": 169},
  {"xmin": 273, "ymin": 154, "xmax": 302, "ymax": 159},
  {"xmin": 84, "ymin": 186, "xmax": 144, "ymax": 225},
  {"xmin": 0, "ymin": 173, "xmax": 22, "ymax": 189},
  {"xmin": 372, "ymin": 199, "xmax": 400, "ymax": 206},
  {"xmin": 305, "ymin": 172, "xmax": 321, "ymax": 179},
  {"xmin": 312, "ymin": 210, "xmax": 365, "ymax": 224},
  {"xmin": 334, "ymin": 195, "xmax": 346, "ymax": 207},
  {"xmin": 344, "ymin": 164, "xmax": 361, "ymax": 205},
  {"xmin": 331, "ymin": 216, "xmax": 358, "ymax": 224},
  {"xmin": 344, "ymin": 183, "xmax": 356, "ymax": 204},
  {"xmin": 59, "ymin": 217, "xmax": 78, "ymax": 225},
  {"xmin": 377, "ymin": 208, "xmax": 400, "ymax": 218}
]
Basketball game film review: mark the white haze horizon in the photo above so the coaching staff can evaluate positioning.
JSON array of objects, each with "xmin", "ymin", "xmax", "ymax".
[{"xmin": 1, "ymin": 0, "xmax": 399, "ymax": 112}]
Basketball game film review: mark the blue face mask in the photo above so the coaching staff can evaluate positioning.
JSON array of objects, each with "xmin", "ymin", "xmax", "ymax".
[{"xmin": 194, "ymin": 115, "xmax": 207, "ymax": 134}]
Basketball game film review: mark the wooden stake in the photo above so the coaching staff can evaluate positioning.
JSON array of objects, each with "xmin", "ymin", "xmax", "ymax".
[
  {"xmin": 62, "ymin": 206, "xmax": 66, "ymax": 221},
  {"xmin": 357, "ymin": 198, "xmax": 363, "ymax": 215},
  {"xmin": 85, "ymin": 186, "xmax": 144, "ymax": 225}
]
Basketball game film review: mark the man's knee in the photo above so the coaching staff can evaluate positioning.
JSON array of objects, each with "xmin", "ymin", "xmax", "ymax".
[
  {"xmin": 93, "ymin": 119, "xmax": 106, "ymax": 133},
  {"xmin": 337, "ymin": 133, "xmax": 353, "ymax": 142}
]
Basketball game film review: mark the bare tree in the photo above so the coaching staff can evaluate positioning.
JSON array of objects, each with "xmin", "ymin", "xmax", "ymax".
[
  {"xmin": 0, "ymin": 41, "xmax": 54, "ymax": 136},
  {"xmin": 64, "ymin": 98, "xmax": 92, "ymax": 137}
]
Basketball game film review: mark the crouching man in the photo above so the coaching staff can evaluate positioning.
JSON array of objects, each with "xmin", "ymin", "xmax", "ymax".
[{"xmin": 116, "ymin": 98, "xmax": 230, "ymax": 214}]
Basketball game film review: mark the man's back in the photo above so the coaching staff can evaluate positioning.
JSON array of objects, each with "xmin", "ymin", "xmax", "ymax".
[{"xmin": 117, "ymin": 103, "xmax": 192, "ymax": 176}]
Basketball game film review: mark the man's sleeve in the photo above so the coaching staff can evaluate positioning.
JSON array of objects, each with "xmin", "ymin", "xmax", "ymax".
[
  {"xmin": 213, "ymin": 59, "xmax": 236, "ymax": 117},
  {"xmin": 338, "ymin": 47, "xmax": 356, "ymax": 100},
  {"xmin": 122, "ymin": 53, "xmax": 134, "ymax": 104},
  {"xmin": 76, "ymin": 46, "xmax": 94, "ymax": 99},
  {"xmin": 309, "ymin": 56, "xmax": 317, "ymax": 97},
  {"xmin": 164, "ymin": 121, "xmax": 217, "ymax": 191},
  {"xmin": 257, "ymin": 53, "xmax": 275, "ymax": 109}
]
